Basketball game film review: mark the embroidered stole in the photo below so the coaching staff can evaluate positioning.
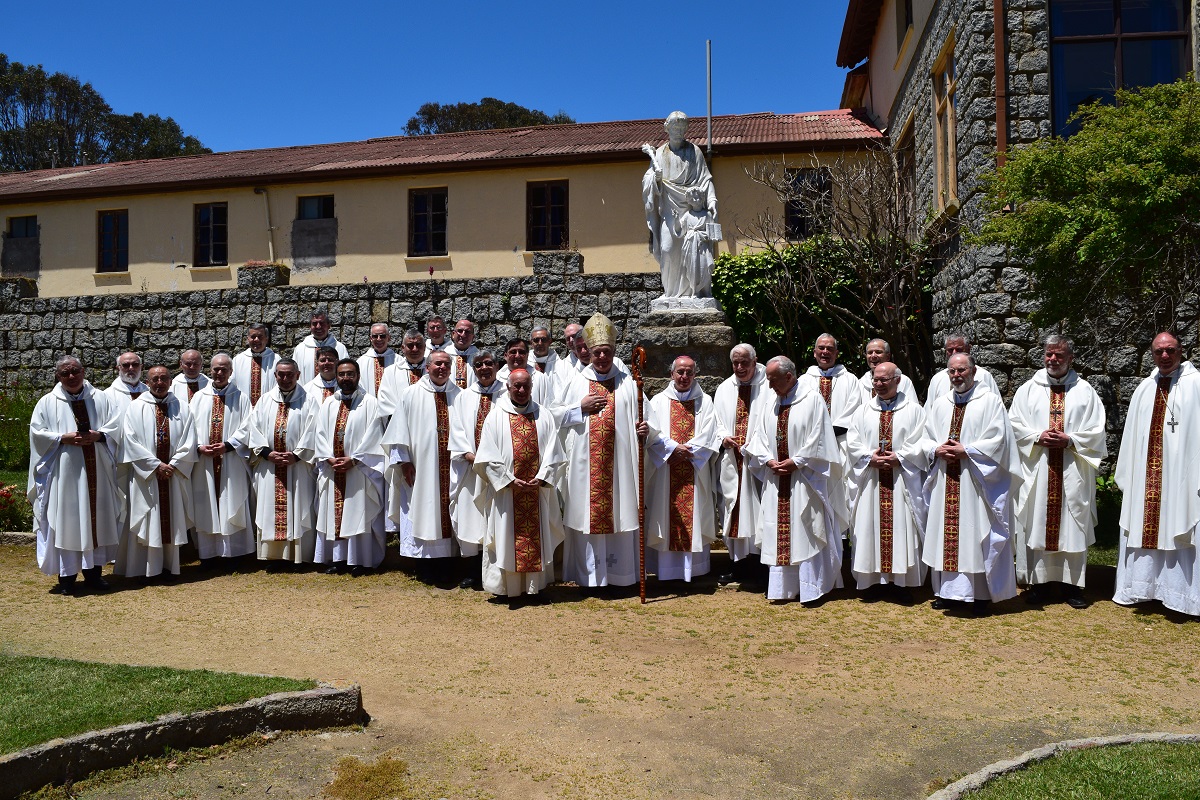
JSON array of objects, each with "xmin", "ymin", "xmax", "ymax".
[
  {"xmin": 375, "ymin": 356, "xmax": 386, "ymax": 395},
  {"xmin": 332, "ymin": 401, "xmax": 351, "ymax": 539},
  {"xmin": 510, "ymin": 412, "xmax": 543, "ymax": 572},
  {"xmin": 775, "ymin": 404, "xmax": 792, "ymax": 566},
  {"xmin": 535, "ymin": 361, "xmax": 546, "ymax": 373},
  {"xmin": 942, "ymin": 402, "xmax": 968, "ymax": 571},
  {"xmin": 668, "ymin": 398, "xmax": 697, "ymax": 551},
  {"xmin": 588, "ymin": 378, "xmax": 618, "ymax": 535},
  {"xmin": 878, "ymin": 409, "xmax": 895, "ymax": 573},
  {"xmin": 1044, "ymin": 385, "xmax": 1066, "ymax": 551},
  {"xmin": 1142, "ymin": 376, "xmax": 1172, "ymax": 549},
  {"xmin": 70, "ymin": 398, "xmax": 99, "ymax": 548},
  {"xmin": 187, "ymin": 380, "xmax": 199, "ymax": 400},
  {"xmin": 728, "ymin": 384, "xmax": 752, "ymax": 539},
  {"xmin": 250, "ymin": 354, "xmax": 263, "ymax": 405},
  {"xmin": 321, "ymin": 384, "xmax": 335, "ymax": 400},
  {"xmin": 474, "ymin": 393, "xmax": 492, "ymax": 448},
  {"xmin": 154, "ymin": 402, "xmax": 172, "ymax": 543},
  {"xmin": 454, "ymin": 357, "xmax": 468, "ymax": 389},
  {"xmin": 208, "ymin": 394, "xmax": 226, "ymax": 499},
  {"xmin": 435, "ymin": 391, "xmax": 452, "ymax": 537},
  {"xmin": 408, "ymin": 364, "xmax": 424, "ymax": 386},
  {"xmin": 272, "ymin": 402, "xmax": 290, "ymax": 541},
  {"xmin": 819, "ymin": 376, "xmax": 833, "ymax": 413}
]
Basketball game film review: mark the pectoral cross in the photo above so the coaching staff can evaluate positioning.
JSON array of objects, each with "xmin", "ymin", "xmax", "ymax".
[{"xmin": 1168, "ymin": 417, "xmax": 1178, "ymax": 433}]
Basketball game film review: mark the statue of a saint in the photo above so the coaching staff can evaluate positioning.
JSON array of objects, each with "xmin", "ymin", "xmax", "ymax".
[{"xmin": 641, "ymin": 111, "xmax": 720, "ymax": 307}]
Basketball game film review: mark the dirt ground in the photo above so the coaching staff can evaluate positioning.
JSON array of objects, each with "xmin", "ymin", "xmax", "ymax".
[{"xmin": 2, "ymin": 544, "xmax": 1198, "ymax": 800}]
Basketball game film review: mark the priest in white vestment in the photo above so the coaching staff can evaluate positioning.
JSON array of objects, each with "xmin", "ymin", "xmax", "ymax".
[
  {"xmin": 115, "ymin": 366, "xmax": 197, "ymax": 579},
  {"xmin": 922, "ymin": 353, "xmax": 1018, "ymax": 614},
  {"xmin": 376, "ymin": 329, "xmax": 428, "ymax": 419},
  {"xmin": 28, "ymin": 357, "xmax": 123, "ymax": 594},
  {"xmin": 714, "ymin": 344, "xmax": 769, "ymax": 585},
  {"xmin": 423, "ymin": 315, "xmax": 450, "ymax": 356},
  {"xmin": 189, "ymin": 353, "xmax": 255, "ymax": 563},
  {"xmin": 448, "ymin": 350, "xmax": 505, "ymax": 589},
  {"xmin": 1113, "ymin": 332, "xmax": 1200, "ymax": 616},
  {"xmin": 309, "ymin": 360, "xmax": 386, "ymax": 575},
  {"xmin": 1009, "ymin": 336, "xmax": 1107, "ymax": 607},
  {"xmin": 304, "ymin": 346, "xmax": 340, "ymax": 403},
  {"xmin": 356, "ymin": 323, "xmax": 397, "ymax": 399},
  {"xmin": 383, "ymin": 349, "xmax": 463, "ymax": 584},
  {"xmin": 104, "ymin": 351, "xmax": 149, "ymax": 415},
  {"xmin": 497, "ymin": 339, "xmax": 555, "ymax": 407},
  {"xmin": 445, "ymin": 318, "xmax": 480, "ymax": 390},
  {"xmin": 797, "ymin": 334, "xmax": 858, "ymax": 532},
  {"xmin": 231, "ymin": 323, "xmax": 276, "ymax": 407},
  {"xmin": 846, "ymin": 363, "xmax": 930, "ymax": 594},
  {"xmin": 558, "ymin": 313, "xmax": 654, "ymax": 589},
  {"xmin": 645, "ymin": 356, "xmax": 720, "ymax": 583},
  {"xmin": 473, "ymin": 369, "xmax": 567, "ymax": 601},
  {"xmin": 170, "ymin": 349, "xmax": 209, "ymax": 406},
  {"xmin": 248, "ymin": 358, "xmax": 319, "ymax": 566},
  {"xmin": 744, "ymin": 356, "xmax": 845, "ymax": 604},
  {"xmin": 292, "ymin": 310, "xmax": 349, "ymax": 379},
  {"xmin": 857, "ymin": 338, "xmax": 916, "ymax": 400},
  {"xmin": 926, "ymin": 333, "xmax": 1000, "ymax": 400}
]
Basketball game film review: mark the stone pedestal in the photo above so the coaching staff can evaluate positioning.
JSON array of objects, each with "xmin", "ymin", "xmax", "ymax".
[{"xmin": 633, "ymin": 308, "xmax": 736, "ymax": 395}]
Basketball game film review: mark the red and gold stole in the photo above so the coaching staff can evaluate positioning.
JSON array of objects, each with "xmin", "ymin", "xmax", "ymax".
[
  {"xmin": 942, "ymin": 401, "xmax": 969, "ymax": 571},
  {"xmin": 208, "ymin": 393, "xmax": 226, "ymax": 499},
  {"xmin": 535, "ymin": 361, "xmax": 546, "ymax": 373},
  {"xmin": 588, "ymin": 378, "xmax": 618, "ymax": 535},
  {"xmin": 187, "ymin": 381, "xmax": 199, "ymax": 401},
  {"xmin": 668, "ymin": 397, "xmax": 697, "ymax": 551},
  {"xmin": 775, "ymin": 404, "xmax": 792, "ymax": 566},
  {"xmin": 435, "ymin": 391, "xmax": 452, "ymax": 538},
  {"xmin": 375, "ymin": 356, "xmax": 386, "ymax": 395},
  {"xmin": 1044, "ymin": 384, "xmax": 1066, "ymax": 551},
  {"xmin": 474, "ymin": 393, "xmax": 492, "ymax": 449},
  {"xmin": 322, "ymin": 384, "xmax": 335, "ymax": 400},
  {"xmin": 272, "ymin": 402, "xmax": 290, "ymax": 541},
  {"xmin": 877, "ymin": 409, "xmax": 895, "ymax": 573},
  {"xmin": 408, "ymin": 364, "xmax": 424, "ymax": 385},
  {"xmin": 69, "ymin": 398, "xmax": 98, "ymax": 548},
  {"xmin": 249, "ymin": 354, "xmax": 263, "ymax": 405},
  {"xmin": 727, "ymin": 384, "xmax": 752, "ymax": 539},
  {"xmin": 332, "ymin": 400, "xmax": 351, "ymax": 539},
  {"xmin": 154, "ymin": 401, "xmax": 172, "ymax": 542},
  {"xmin": 454, "ymin": 356, "xmax": 468, "ymax": 389},
  {"xmin": 819, "ymin": 376, "xmax": 833, "ymax": 413},
  {"xmin": 1142, "ymin": 376, "xmax": 1173, "ymax": 549},
  {"xmin": 510, "ymin": 411, "xmax": 543, "ymax": 572}
]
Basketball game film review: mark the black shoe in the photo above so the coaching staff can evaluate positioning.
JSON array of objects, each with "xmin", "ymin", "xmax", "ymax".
[
  {"xmin": 717, "ymin": 572, "xmax": 735, "ymax": 586},
  {"xmin": 1023, "ymin": 586, "xmax": 1044, "ymax": 605},
  {"xmin": 322, "ymin": 565, "xmax": 340, "ymax": 575},
  {"xmin": 350, "ymin": 566, "xmax": 370, "ymax": 578},
  {"xmin": 931, "ymin": 597, "xmax": 949, "ymax": 610},
  {"xmin": 801, "ymin": 596, "xmax": 827, "ymax": 609},
  {"xmin": 972, "ymin": 600, "xmax": 992, "ymax": 617},
  {"xmin": 459, "ymin": 576, "xmax": 480, "ymax": 590},
  {"xmin": 83, "ymin": 568, "xmax": 110, "ymax": 591},
  {"xmin": 49, "ymin": 577, "xmax": 77, "ymax": 596}
]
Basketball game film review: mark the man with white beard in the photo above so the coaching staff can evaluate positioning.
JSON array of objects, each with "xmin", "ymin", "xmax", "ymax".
[
  {"xmin": 189, "ymin": 353, "xmax": 255, "ymax": 567},
  {"xmin": 644, "ymin": 355, "xmax": 721, "ymax": 584},
  {"xmin": 846, "ymin": 362, "xmax": 930, "ymax": 599},
  {"xmin": 714, "ymin": 343, "xmax": 769, "ymax": 586},
  {"xmin": 28, "ymin": 356, "xmax": 123, "ymax": 595},
  {"xmin": 104, "ymin": 351, "xmax": 148, "ymax": 414},
  {"xmin": 115, "ymin": 366, "xmax": 197, "ymax": 580},
  {"xmin": 923, "ymin": 353, "xmax": 1018, "ymax": 615},
  {"xmin": 292, "ymin": 309, "xmax": 349, "ymax": 379},
  {"xmin": 744, "ymin": 356, "xmax": 844, "ymax": 605},
  {"xmin": 231, "ymin": 323, "xmax": 276, "ymax": 407},
  {"xmin": 926, "ymin": 333, "xmax": 1001, "ymax": 400},
  {"xmin": 170, "ymin": 349, "xmax": 209, "ymax": 405},
  {"xmin": 356, "ymin": 323, "xmax": 396, "ymax": 398}
]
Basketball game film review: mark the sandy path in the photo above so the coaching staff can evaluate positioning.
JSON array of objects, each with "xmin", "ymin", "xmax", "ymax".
[{"xmin": 2, "ymin": 546, "xmax": 1197, "ymax": 799}]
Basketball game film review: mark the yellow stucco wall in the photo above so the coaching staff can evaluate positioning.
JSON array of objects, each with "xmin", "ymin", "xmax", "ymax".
[{"xmin": 3, "ymin": 151, "xmax": 844, "ymax": 297}]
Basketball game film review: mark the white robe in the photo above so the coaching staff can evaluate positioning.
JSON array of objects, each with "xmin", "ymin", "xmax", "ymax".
[
  {"xmin": 103, "ymin": 377, "xmax": 148, "ymax": 540},
  {"xmin": 189, "ymin": 384, "xmax": 255, "ymax": 559},
  {"xmin": 846, "ymin": 392, "xmax": 931, "ymax": 589},
  {"xmin": 170, "ymin": 373, "xmax": 209, "ymax": 407},
  {"xmin": 104, "ymin": 377, "xmax": 149, "ymax": 416},
  {"xmin": 383, "ymin": 376, "xmax": 461, "ymax": 558},
  {"xmin": 1113, "ymin": 362, "xmax": 1200, "ymax": 615},
  {"xmin": 645, "ymin": 383, "xmax": 720, "ymax": 581},
  {"xmin": 231, "ymin": 347, "xmax": 277, "ymax": 406},
  {"xmin": 858, "ymin": 369, "xmax": 917, "ymax": 402},
  {"xmin": 1009, "ymin": 369, "xmax": 1107, "ymax": 587},
  {"xmin": 744, "ymin": 384, "xmax": 845, "ymax": 602},
  {"xmin": 424, "ymin": 338, "xmax": 451, "ymax": 357},
  {"xmin": 449, "ymin": 382, "xmax": 507, "ymax": 557},
  {"xmin": 116, "ymin": 393, "xmax": 197, "ymax": 577},
  {"xmin": 356, "ymin": 348, "xmax": 396, "ymax": 398},
  {"xmin": 304, "ymin": 375, "xmax": 339, "ymax": 404},
  {"xmin": 927, "ymin": 365, "xmax": 1000, "ymax": 402},
  {"xmin": 922, "ymin": 386, "xmax": 1019, "ymax": 602},
  {"xmin": 497, "ymin": 364, "xmax": 555, "ymax": 408},
  {"xmin": 28, "ymin": 382, "xmax": 124, "ymax": 577},
  {"xmin": 798, "ymin": 364, "xmax": 859, "ymax": 528},
  {"xmin": 308, "ymin": 389, "xmax": 386, "ymax": 567},
  {"xmin": 473, "ymin": 395, "xmax": 567, "ymax": 596},
  {"xmin": 376, "ymin": 359, "xmax": 427, "ymax": 419},
  {"xmin": 558, "ymin": 366, "xmax": 656, "ymax": 587},
  {"xmin": 713, "ymin": 366, "xmax": 769, "ymax": 561},
  {"xmin": 444, "ymin": 344, "xmax": 479, "ymax": 390},
  {"xmin": 292, "ymin": 334, "xmax": 349, "ymax": 379},
  {"xmin": 247, "ymin": 386, "xmax": 320, "ymax": 563}
]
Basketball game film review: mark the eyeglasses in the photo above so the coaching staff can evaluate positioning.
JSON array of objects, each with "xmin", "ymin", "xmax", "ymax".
[
  {"xmin": 532, "ymin": 336, "xmax": 550, "ymax": 343},
  {"xmin": 476, "ymin": 359, "xmax": 496, "ymax": 367}
]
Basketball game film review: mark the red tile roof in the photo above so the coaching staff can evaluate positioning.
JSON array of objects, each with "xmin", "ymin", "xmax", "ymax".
[{"xmin": 0, "ymin": 111, "xmax": 881, "ymax": 202}]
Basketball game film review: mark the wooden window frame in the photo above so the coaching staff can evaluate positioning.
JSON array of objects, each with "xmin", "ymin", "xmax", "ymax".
[
  {"xmin": 297, "ymin": 195, "xmax": 335, "ymax": 220},
  {"xmin": 96, "ymin": 209, "xmax": 129, "ymax": 273},
  {"xmin": 193, "ymin": 202, "xmax": 228, "ymax": 267},
  {"xmin": 526, "ymin": 180, "xmax": 569, "ymax": 251},
  {"xmin": 932, "ymin": 35, "xmax": 959, "ymax": 214},
  {"xmin": 408, "ymin": 187, "xmax": 448, "ymax": 257}
]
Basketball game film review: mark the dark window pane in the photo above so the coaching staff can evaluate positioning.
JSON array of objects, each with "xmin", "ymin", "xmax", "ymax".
[
  {"xmin": 298, "ymin": 195, "xmax": 334, "ymax": 220},
  {"xmin": 10, "ymin": 216, "xmax": 36, "ymax": 238},
  {"xmin": 1121, "ymin": 0, "xmax": 1187, "ymax": 32},
  {"xmin": 432, "ymin": 231, "xmax": 445, "ymax": 253},
  {"xmin": 197, "ymin": 206, "xmax": 211, "ymax": 226},
  {"xmin": 413, "ymin": 194, "xmax": 428, "ymax": 215},
  {"xmin": 213, "ymin": 204, "xmax": 227, "ymax": 224},
  {"xmin": 213, "ymin": 243, "xmax": 227, "ymax": 263},
  {"xmin": 1122, "ymin": 38, "xmax": 1188, "ymax": 88},
  {"xmin": 433, "ymin": 192, "xmax": 446, "ymax": 213},
  {"xmin": 1052, "ymin": 40, "xmax": 1116, "ymax": 134},
  {"xmin": 1052, "ymin": 0, "xmax": 1115, "ymax": 36}
]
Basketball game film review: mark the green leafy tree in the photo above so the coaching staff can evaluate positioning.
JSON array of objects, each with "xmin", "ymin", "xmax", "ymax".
[
  {"xmin": 976, "ymin": 79, "xmax": 1200, "ymax": 337},
  {"xmin": 103, "ymin": 112, "xmax": 209, "ymax": 162},
  {"xmin": 404, "ymin": 97, "xmax": 574, "ymax": 136}
]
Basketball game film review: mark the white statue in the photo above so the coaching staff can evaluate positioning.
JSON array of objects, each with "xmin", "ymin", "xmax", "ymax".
[{"xmin": 641, "ymin": 111, "xmax": 721, "ymax": 309}]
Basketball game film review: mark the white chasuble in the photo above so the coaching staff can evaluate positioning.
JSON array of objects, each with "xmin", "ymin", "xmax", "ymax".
[
  {"xmin": 291, "ymin": 334, "xmax": 349, "ymax": 378},
  {"xmin": 247, "ymin": 386, "xmax": 319, "ymax": 562},
  {"xmin": 189, "ymin": 384, "xmax": 255, "ymax": 558},
  {"xmin": 449, "ymin": 382, "xmax": 507, "ymax": 554},
  {"xmin": 798, "ymin": 364, "xmax": 859, "ymax": 522},
  {"xmin": 170, "ymin": 373, "xmax": 209, "ymax": 407},
  {"xmin": 376, "ymin": 359, "xmax": 426, "ymax": 419},
  {"xmin": 356, "ymin": 349, "xmax": 396, "ymax": 398},
  {"xmin": 713, "ymin": 366, "xmax": 768, "ymax": 560},
  {"xmin": 858, "ymin": 369, "xmax": 917, "ymax": 401},
  {"xmin": 231, "ymin": 348, "xmax": 276, "ymax": 407},
  {"xmin": 926, "ymin": 365, "xmax": 1000, "ymax": 401}
]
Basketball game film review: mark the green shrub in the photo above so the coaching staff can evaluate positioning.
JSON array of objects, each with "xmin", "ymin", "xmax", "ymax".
[{"xmin": 0, "ymin": 380, "xmax": 38, "ymax": 471}]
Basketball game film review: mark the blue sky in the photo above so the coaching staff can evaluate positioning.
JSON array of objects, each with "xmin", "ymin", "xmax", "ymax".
[{"xmin": 5, "ymin": 1, "xmax": 852, "ymax": 154}]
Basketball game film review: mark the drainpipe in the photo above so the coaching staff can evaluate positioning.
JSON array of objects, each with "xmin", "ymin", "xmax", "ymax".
[
  {"xmin": 253, "ymin": 187, "xmax": 276, "ymax": 262},
  {"xmin": 993, "ymin": 0, "xmax": 1008, "ymax": 169}
]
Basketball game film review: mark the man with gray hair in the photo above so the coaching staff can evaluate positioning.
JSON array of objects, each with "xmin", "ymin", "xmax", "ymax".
[
  {"xmin": 171, "ymin": 349, "xmax": 209, "ymax": 405},
  {"xmin": 292, "ymin": 309, "xmax": 349, "ymax": 379},
  {"xmin": 926, "ymin": 333, "xmax": 1000, "ymax": 400},
  {"xmin": 743, "ymin": 354, "xmax": 845, "ymax": 604},
  {"xmin": 357, "ymin": 323, "xmax": 396, "ymax": 398},
  {"xmin": 104, "ymin": 351, "xmax": 148, "ymax": 415},
  {"xmin": 29, "ymin": 356, "xmax": 124, "ymax": 594},
  {"xmin": 232, "ymin": 323, "xmax": 276, "ymax": 407},
  {"xmin": 714, "ymin": 343, "xmax": 769, "ymax": 585},
  {"xmin": 376, "ymin": 328, "xmax": 428, "ymax": 419},
  {"xmin": 858, "ymin": 338, "xmax": 916, "ymax": 400}
]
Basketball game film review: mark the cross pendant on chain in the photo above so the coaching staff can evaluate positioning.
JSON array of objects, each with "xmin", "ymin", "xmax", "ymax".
[{"xmin": 1168, "ymin": 418, "xmax": 1178, "ymax": 433}]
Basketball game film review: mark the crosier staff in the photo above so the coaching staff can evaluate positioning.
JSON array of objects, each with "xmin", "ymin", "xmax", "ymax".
[{"xmin": 632, "ymin": 345, "xmax": 648, "ymax": 604}]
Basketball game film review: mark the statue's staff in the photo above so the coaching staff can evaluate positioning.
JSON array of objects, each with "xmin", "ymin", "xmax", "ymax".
[{"xmin": 632, "ymin": 345, "xmax": 648, "ymax": 604}]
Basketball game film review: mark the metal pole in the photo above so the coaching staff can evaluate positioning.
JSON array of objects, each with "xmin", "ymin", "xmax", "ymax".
[{"xmin": 706, "ymin": 40, "xmax": 713, "ymax": 161}]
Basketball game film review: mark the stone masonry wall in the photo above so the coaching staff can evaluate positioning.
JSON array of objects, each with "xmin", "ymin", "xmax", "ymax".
[{"xmin": 0, "ymin": 253, "xmax": 687, "ymax": 391}]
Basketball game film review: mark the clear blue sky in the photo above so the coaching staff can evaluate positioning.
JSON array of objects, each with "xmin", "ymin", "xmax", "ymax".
[{"xmin": 5, "ymin": 0, "xmax": 852, "ymax": 154}]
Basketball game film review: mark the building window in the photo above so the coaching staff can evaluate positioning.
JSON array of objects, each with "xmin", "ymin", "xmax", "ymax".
[
  {"xmin": 408, "ymin": 188, "xmax": 447, "ymax": 256},
  {"xmin": 1050, "ymin": 0, "xmax": 1191, "ymax": 136},
  {"xmin": 784, "ymin": 168, "xmax": 832, "ymax": 240},
  {"xmin": 297, "ymin": 195, "xmax": 335, "ymax": 220},
  {"xmin": 7, "ymin": 216, "xmax": 36, "ymax": 239},
  {"xmin": 97, "ymin": 210, "xmax": 128, "ymax": 273},
  {"xmin": 895, "ymin": 0, "xmax": 914, "ymax": 51},
  {"xmin": 527, "ymin": 181, "xmax": 568, "ymax": 251},
  {"xmin": 932, "ymin": 38, "xmax": 959, "ymax": 213},
  {"xmin": 194, "ymin": 202, "xmax": 228, "ymax": 267}
]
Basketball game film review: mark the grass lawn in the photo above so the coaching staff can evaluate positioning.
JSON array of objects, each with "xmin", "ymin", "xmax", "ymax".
[
  {"xmin": 962, "ymin": 742, "xmax": 1200, "ymax": 799},
  {"xmin": 0, "ymin": 653, "xmax": 315, "ymax": 753}
]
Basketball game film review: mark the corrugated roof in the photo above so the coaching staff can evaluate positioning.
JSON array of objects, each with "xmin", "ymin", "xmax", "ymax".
[
  {"xmin": 837, "ymin": 0, "xmax": 885, "ymax": 68},
  {"xmin": 0, "ymin": 110, "xmax": 881, "ymax": 202}
]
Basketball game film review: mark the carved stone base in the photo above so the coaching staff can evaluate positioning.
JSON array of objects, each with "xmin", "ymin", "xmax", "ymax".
[
  {"xmin": 649, "ymin": 294, "xmax": 721, "ymax": 313},
  {"xmin": 634, "ymin": 306, "xmax": 736, "ymax": 395}
]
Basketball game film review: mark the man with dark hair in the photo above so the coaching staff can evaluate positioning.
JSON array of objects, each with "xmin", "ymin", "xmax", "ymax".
[
  {"xmin": 292, "ymin": 309, "xmax": 349, "ymax": 378},
  {"xmin": 304, "ymin": 346, "xmax": 340, "ymax": 401},
  {"xmin": 232, "ymin": 324, "xmax": 276, "ymax": 406}
]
